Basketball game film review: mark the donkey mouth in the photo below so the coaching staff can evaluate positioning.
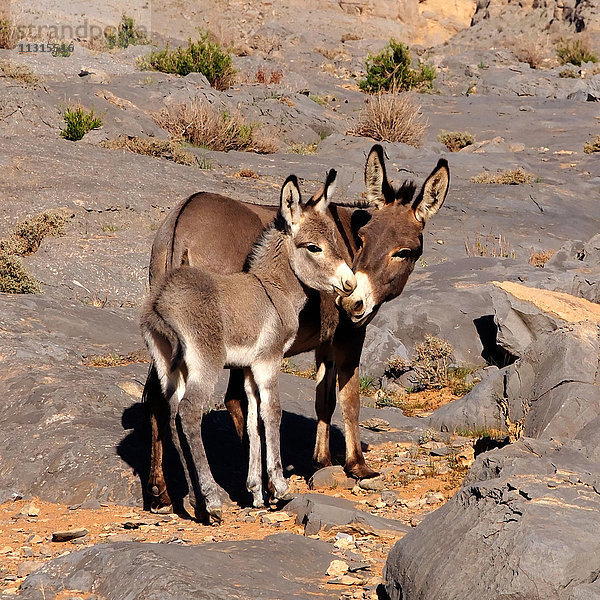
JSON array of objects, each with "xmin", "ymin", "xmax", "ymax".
[{"xmin": 333, "ymin": 285, "xmax": 353, "ymax": 297}]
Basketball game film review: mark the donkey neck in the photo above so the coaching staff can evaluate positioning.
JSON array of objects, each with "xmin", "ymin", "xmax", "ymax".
[{"xmin": 247, "ymin": 223, "xmax": 307, "ymax": 315}]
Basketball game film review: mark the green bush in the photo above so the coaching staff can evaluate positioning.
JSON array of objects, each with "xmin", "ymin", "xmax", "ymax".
[
  {"xmin": 60, "ymin": 106, "xmax": 102, "ymax": 141},
  {"xmin": 556, "ymin": 38, "xmax": 598, "ymax": 66},
  {"xmin": 140, "ymin": 31, "xmax": 235, "ymax": 90},
  {"xmin": 105, "ymin": 14, "xmax": 149, "ymax": 49},
  {"xmin": 359, "ymin": 39, "xmax": 435, "ymax": 93}
]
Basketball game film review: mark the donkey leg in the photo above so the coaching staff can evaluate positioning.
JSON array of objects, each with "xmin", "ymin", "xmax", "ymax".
[
  {"xmin": 334, "ymin": 329, "xmax": 379, "ymax": 479},
  {"xmin": 312, "ymin": 344, "xmax": 338, "ymax": 469},
  {"xmin": 253, "ymin": 362, "xmax": 290, "ymax": 501},
  {"xmin": 144, "ymin": 363, "xmax": 173, "ymax": 513},
  {"xmin": 225, "ymin": 368, "xmax": 248, "ymax": 442},
  {"xmin": 178, "ymin": 376, "xmax": 226, "ymax": 524},
  {"xmin": 243, "ymin": 369, "xmax": 264, "ymax": 508}
]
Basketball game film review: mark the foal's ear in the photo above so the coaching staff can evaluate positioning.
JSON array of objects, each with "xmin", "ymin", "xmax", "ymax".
[
  {"xmin": 364, "ymin": 144, "xmax": 394, "ymax": 208},
  {"xmin": 307, "ymin": 169, "xmax": 337, "ymax": 213},
  {"xmin": 412, "ymin": 158, "xmax": 450, "ymax": 224},
  {"xmin": 280, "ymin": 175, "xmax": 302, "ymax": 230}
]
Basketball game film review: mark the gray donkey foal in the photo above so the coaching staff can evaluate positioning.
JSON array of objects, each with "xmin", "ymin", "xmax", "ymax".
[{"xmin": 140, "ymin": 171, "xmax": 356, "ymax": 522}]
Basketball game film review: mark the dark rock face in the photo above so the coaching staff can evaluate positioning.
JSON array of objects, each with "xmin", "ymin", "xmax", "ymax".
[
  {"xmin": 384, "ymin": 283, "xmax": 600, "ymax": 600},
  {"xmin": 18, "ymin": 534, "xmax": 339, "ymax": 600},
  {"xmin": 385, "ymin": 437, "xmax": 600, "ymax": 600}
]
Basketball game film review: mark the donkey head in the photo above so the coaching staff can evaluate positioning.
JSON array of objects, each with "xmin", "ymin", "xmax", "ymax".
[
  {"xmin": 339, "ymin": 144, "xmax": 449, "ymax": 326},
  {"xmin": 281, "ymin": 170, "xmax": 356, "ymax": 296}
]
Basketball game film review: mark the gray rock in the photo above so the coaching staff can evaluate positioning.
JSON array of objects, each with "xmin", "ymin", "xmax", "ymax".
[
  {"xmin": 19, "ymin": 535, "xmax": 340, "ymax": 600},
  {"xmin": 285, "ymin": 493, "xmax": 409, "ymax": 536},
  {"xmin": 308, "ymin": 466, "xmax": 355, "ymax": 490}
]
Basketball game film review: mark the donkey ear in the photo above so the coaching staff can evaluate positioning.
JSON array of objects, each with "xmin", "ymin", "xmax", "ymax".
[
  {"xmin": 364, "ymin": 144, "xmax": 394, "ymax": 208},
  {"xmin": 280, "ymin": 175, "xmax": 302, "ymax": 230},
  {"xmin": 309, "ymin": 169, "xmax": 337, "ymax": 213},
  {"xmin": 413, "ymin": 158, "xmax": 449, "ymax": 224}
]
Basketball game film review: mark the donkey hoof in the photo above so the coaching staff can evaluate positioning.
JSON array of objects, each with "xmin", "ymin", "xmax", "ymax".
[
  {"xmin": 150, "ymin": 502, "xmax": 173, "ymax": 515},
  {"xmin": 182, "ymin": 495, "xmax": 198, "ymax": 518},
  {"xmin": 347, "ymin": 462, "xmax": 379, "ymax": 480},
  {"xmin": 276, "ymin": 490, "xmax": 295, "ymax": 503},
  {"xmin": 207, "ymin": 506, "xmax": 223, "ymax": 525}
]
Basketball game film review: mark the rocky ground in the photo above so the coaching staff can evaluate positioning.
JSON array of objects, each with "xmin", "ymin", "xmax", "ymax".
[{"xmin": 0, "ymin": 0, "xmax": 599, "ymax": 598}]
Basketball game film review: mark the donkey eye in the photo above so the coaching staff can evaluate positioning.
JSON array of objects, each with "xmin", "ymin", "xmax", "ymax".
[
  {"xmin": 392, "ymin": 248, "xmax": 411, "ymax": 260},
  {"xmin": 306, "ymin": 244, "xmax": 322, "ymax": 253}
]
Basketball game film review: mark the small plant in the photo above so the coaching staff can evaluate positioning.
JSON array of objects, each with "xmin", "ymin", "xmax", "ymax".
[
  {"xmin": 0, "ymin": 212, "xmax": 67, "ymax": 256},
  {"xmin": 414, "ymin": 335, "xmax": 454, "ymax": 390},
  {"xmin": 359, "ymin": 39, "xmax": 435, "ymax": 93},
  {"xmin": 280, "ymin": 358, "xmax": 317, "ymax": 380},
  {"xmin": 464, "ymin": 233, "xmax": 515, "ymax": 259},
  {"xmin": 254, "ymin": 68, "xmax": 283, "ymax": 84},
  {"xmin": 584, "ymin": 135, "xmax": 600, "ymax": 154},
  {"xmin": 83, "ymin": 350, "xmax": 150, "ymax": 367},
  {"xmin": 418, "ymin": 428, "xmax": 438, "ymax": 445},
  {"xmin": 198, "ymin": 157, "xmax": 212, "ymax": 170},
  {"xmin": 60, "ymin": 105, "xmax": 102, "ymax": 141},
  {"xmin": 0, "ymin": 18, "xmax": 17, "ymax": 49},
  {"xmin": 309, "ymin": 94, "xmax": 328, "ymax": 106},
  {"xmin": 350, "ymin": 90, "xmax": 426, "ymax": 147},
  {"xmin": 513, "ymin": 34, "xmax": 548, "ymax": 69},
  {"xmin": 359, "ymin": 376, "xmax": 377, "ymax": 396},
  {"xmin": 559, "ymin": 68, "xmax": 580, "ymax": 78},
  {"xmin": 438, "ymin": 130, "xmax": 475, "ymax": 152},
  {"xmin": 529, "ymin": 248, "xmax": 556, "ymax": 267},
  {"xmin": 105, "ymin": 14, "xmax": 148, "ymax": 49},
  {"xmin": 102, "ymin": 224, "xmax": 119, "ymax": 233},
  {"xmin": 286, "ymin": 142, "xmax": 318, "ymax": 155},
  {"xmin": 0, "ymin": 253, "xmax": 40, "ymax": 294},
  {"xmin": 235, "ymin": 168, "xmax": 259, "ymax": 179},
  {"xmin": 0, "ymin": 61, "xmax": 40, "ymax": 84},
  {"xmin": 140, "ymin": 31, "xmax": 235, "ymax": 90},
  {"xmin": 154, "ymin": 100, "xmax": 277, "ymax": 153},
  {"xmin": 448, "ymin": 366, "xmax": 476, "ymax": 396},
  {"xmin": 470, "ymin": 168, "xmax": 535, "ymax": 185},
  {"xmin": 51, "ymin": 42, "xmax": 73, "ymax": 57},
  {"xmin": 556, "ymin": 38, "xmax": 598, "ymax": 66},
  {"xmin": 100, "ymin": 135, "xmax": 197, "ymax": 166},
  {"xmin": 477, "ymin": 59, "xmax": 487, "ymax": 69}
]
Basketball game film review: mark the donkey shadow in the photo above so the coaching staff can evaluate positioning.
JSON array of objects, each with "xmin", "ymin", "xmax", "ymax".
[{"xmin": 117, "ymin": 401, "xmax": 346, "ymax": 511}]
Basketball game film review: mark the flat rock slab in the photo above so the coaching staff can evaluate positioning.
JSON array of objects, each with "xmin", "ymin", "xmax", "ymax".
[
  {"xmin": 286, "ymin": 493, "xmax": 409, "ymax": 536},
  {"xmin": 18, "ymin": 534, "xmax": 339, "ymax": 600}
]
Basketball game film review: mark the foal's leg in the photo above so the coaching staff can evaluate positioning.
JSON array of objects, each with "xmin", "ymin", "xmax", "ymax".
[
  {"xmin": 243, "ymin": 368, "xmax": 264, "ymax": 508},
  {"xmin": 253, "ymin": 361, "xmax": 289, "ymax": 500},
  {"xmin": 312, "ymin": 343, "xmax": 338, "ymax": 469},
  {"xmin": 144, "ymin": 363, "xmax": 173, "ymax": 513},
  {"xmin": 177, "ymin": 374, "xmax": 225, "ymax": 523}
]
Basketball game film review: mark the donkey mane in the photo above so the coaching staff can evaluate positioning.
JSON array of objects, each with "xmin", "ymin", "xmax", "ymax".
[
  {"xmin": 244, "ymin": 215, "xmax": 286, "ymax": 272},
  {"xmin": 333, "ymin": 180, "xmax": 417, "ymax": 208}
]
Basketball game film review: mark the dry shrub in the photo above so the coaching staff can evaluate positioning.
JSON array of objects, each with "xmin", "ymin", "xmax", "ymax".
[
  {"xmin": 350, "ymin": 91, "xmax": 426, "ymax": 147},
  {"xmin": 286, "ymin": 142, "xmax": 318, "ymax": 155},
  {"xmin": 100, "ymin": 135, "xmax": 197, "ymax": 166},
  {"xmin": 315, "ymin": 45, "xmax": 347, "ymax": 60},
  {"xmin": 584, "ymin": 135, "xmax": 600, "ymax": 154},
  {"xmin": 0, "ymin": 212, "xmax": 67, "ymax": 256},
  {"xmin": 341, "ymin": 32, "xmax": 362, "ymax": 42},
  {"xmin": 254, "ymin": 68, "xmax": 283, "ymax": 84},
  {"xmin": 83, "ymin": 349, "xmax": 149, "ymax": 367},
  {"xmin": 0, "ymin": 253, "xmax": 40, "ymax": 293},
  {"xmin": 0, "ymin": 60, "xmax": 40, "ymax": 84},
  {"xmin": 0, "ymin": 18, "xmax": 18, "ymax": 49},
  {"xmin": 470, "ymin": 168, "xmax": 536, "ymax": 184},
  {"xmin": 154, "ymin": 100, "xmax": 278, "ymax": 153},
  {"xmin": 464, "ymin": 233, "xmax": 515, "ymax": 259},
  {"xmin": 438, "ymin": 130, "xmax": 475, "ymax": 152},
  {"xmin": 556, "ymin": 37, "xmax": 598, "ymax": 66},
  {"xmin": 513, "ymin": 34, "xmax": 548, "ymax": 68},
  {"xmin": 529, "ymin": 248, "xmax": 555, "ymax": 267},
  {"xmin": 235, "ymin": 168, "xmax": 259, "ymax": 179}
]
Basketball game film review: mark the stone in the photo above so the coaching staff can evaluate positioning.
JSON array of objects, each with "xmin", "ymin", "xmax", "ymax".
[
  {"xmin": 52, "ymin": 528, "xmax": 88, "ymax": 542},
  {"xmin": 358, "ymin": 477, "xmax": 385, "ymax": 491},
  {"xmin": 309, "ymin": 466, "xmax": 355, "ymax": 491},
  {"xmin": 17, "ymin": 561, "xmax": 44, "ymax": 578},
  {"xmin": 326, "ymin": 559, "xmax": 349, "ymax": 577}
]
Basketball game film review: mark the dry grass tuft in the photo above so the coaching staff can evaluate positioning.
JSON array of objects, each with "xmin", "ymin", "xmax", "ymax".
[
  {"xmin": 0, "ymin": 212, "xmax": 67, "ymax": 256},
  {"xmin": 470, "ymin": 168, "xmax": 536, "ymax": 185},
  {"xmin": 0, "ymin": 253, "xmax": 40, "ymax": 294},
  {"xmin": 0, "ymin": 60, "xmax": 40, "ymax": 84},
  {"xmin": 584, "ymin": 135, "xmax": 600, "ymax": 154},
  {"xmin": 83, "ymin": 349, "xmax": 150, "ymax": 367},
  {"xmin": 529, "ymin": 248, "xmax": 555, "ymax": 267},
  {"xmin": 254, "ymin": 68, "xmax": 283, "ymax": 84},
  {"xmin": 438, "ymin": 130, "xmax": 475, "ymax": 152},
  {"xmin": 286, "ymin": 142, "xmax": 318, "ymax": 155},
  {"xmin": 556, "ymin": 37, "xmax": 598, "ymax": 66},
  {"xmin": 349, "ymin": 91, "xmax": 426, "ymax": 147},
  {"xmin": 513, "ymin": 34, "xmax": 548, "ymax": 68},
  {"xmin": 0, "ymin": 18, "xmax": 18, "ymax": 49},
  {"xmin": 100, "ymin": 135, "xmax": 197, "ymax": 166},
  {"xmin": 465, "ymin": 233, "xmax": 515, "ymax": 259},
  {"xmin": 235, "ymin": 168, "xmax": 259, "ymax": 179},
  {"xmin": 154, "ymin": 100, "xmax": 278, "ymax": 153}
]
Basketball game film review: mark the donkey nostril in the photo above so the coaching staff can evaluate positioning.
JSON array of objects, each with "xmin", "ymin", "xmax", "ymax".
[
  {"xmin": 353, "ymin": 299, "xmax": 364, "ymax": 313},
  {"xmin": 343, "ymin": 279, "xmax": 355, "ymax": 292}
]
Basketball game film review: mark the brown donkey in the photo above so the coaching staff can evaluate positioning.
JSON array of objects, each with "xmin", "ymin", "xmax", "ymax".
[
  {"xmin": 145, "ymin": 145, "xmax": 449, "ymax": 513},
  {"xmin": 140, "ymin": 172, "xmax": 356, "ymax": 521}
]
